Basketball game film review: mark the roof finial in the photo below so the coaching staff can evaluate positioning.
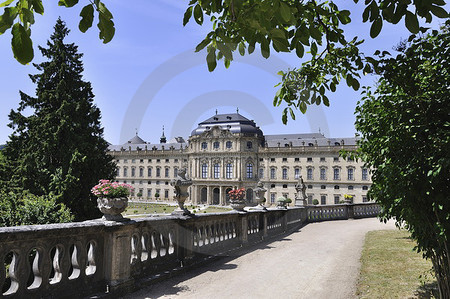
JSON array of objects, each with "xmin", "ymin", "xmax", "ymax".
[
  {"xmin": 135, "ymin": 128, "xmax": 138, "ymax": 136},
  {"xmin": 160, "ymin": 126, "xmax": 166, "ymax": 144},
  {"xmin": 162, "ymin": 125, "xmax": 165, "ymax": 137},
  {"xmin": 215, "ymin": 109, "xmax": 218, "ymax": 115},
  {"xmin": 318, "ymin": 127, "xmax": 321, "ymax": 134},
  {"xmin": 236, "ymin": 107, "xmax": 239, "ymax": 114}
]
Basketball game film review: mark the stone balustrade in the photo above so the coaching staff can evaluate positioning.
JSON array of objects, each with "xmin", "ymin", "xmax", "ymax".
[{"xmin": 0, "ymin": 202, "xmax": 380, "ymax": 298}]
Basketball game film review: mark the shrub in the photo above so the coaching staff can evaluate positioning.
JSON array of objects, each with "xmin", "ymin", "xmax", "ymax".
[{"xmin": 312, "ymin": 199, "xmax": 319, "ymax": 205}]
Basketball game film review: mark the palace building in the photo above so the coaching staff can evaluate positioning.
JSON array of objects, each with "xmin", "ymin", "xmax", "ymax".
[{"xmin": 108, "ymin": 111, "xmax": 371, "ymax": 206}]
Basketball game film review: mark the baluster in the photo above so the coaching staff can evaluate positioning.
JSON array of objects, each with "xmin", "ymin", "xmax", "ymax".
[
  {"xmin": 141, "ymin": 233, "xmax": 149, "ymax": 261},
  {"xmin": 68, "ymin": 244, "xmax": 80, "ymax": 280},
  {"xmin": 150, "ymin": 232, "xmax": 158, "ymax": 259},
  {"xmin": 85, "ymin": 241, "xmax": 97, "ymax": 276},
  {"xmin": 168, "ymin": 230, "xmax": 175, "ymax": 255},
  {"xmin": 3, "ymin": 251, "xmax": 19, "ymax": 296},
  {"xmin": 49, "ymin": 245, "xmax": 63, "ymax": 285}
]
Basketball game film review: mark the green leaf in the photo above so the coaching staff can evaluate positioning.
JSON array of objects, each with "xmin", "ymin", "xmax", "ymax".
[
  {"xmin": 323, "ymin": 95, "xmax": 330, "ymax": 107},
  {"xmin": 338, "ymin": 10, "xmax": 351, "ymax": 24},
  {"xmin": 217, "ymin": 42, "xmax": 233, "ymax": 60},
  {"xmin": 261, "ymin": 37, "xmax": 270, "ymax": 58},
  {"xmin": 183, "ymin": 6, "xmax": 193, "ymax": 26},
  {"xmin": 429, "ymin": 5, "xmax": 448, "ymax": 18},
  {"xmin": 79, "ymin": 4, "xmax": 94, "ymax": 33},
  {"xmin": 295, "ymin": 42, "xmax": 304, "ymax": 58},
  {"xmin": 97, "ymin": 9, "xmax": 115, "ymax": 43},
  {"xmin": 352, "ymin": 78, "xmax": 360, "ymax": 90},
  {"xmin": 238, "ymin": 42, "xmax": 245, "ymax": 56},
  {"xmin": 405, "ymin": 11, "xmax": 419, "ymax": 33},
  {"xmin": 206, "ymin": 47, "xmax": 217, "ymax": 72},
  {"xmin": 58, "ymin": 0, "xmax": 78, "ymax": 8},
  {"xmin": 21, "ymin": 8, "xmax": 35, "ymax": 25},
  {"xmin": 289, "ymin": 107, "xmax": 296, "ymax": 120},
  {"xmin": 370, "ymin": 17, "xmax": 383, "ymax": 38},
  {"xmin": 0, "ymin": 0, "xmax": 14, "ymax": 7},
  {"xmin": 279, "ymin": 2, "xmax": 291, "ymax": 22},
  {"xmin": 11, "ymin": 22, "xmax": 33, "ymax": 64},
  {"xmin": 195, "ymin": 38, "xmax": 211, "ymax": 52},
  {"xmin": 282, "ymin": 108, "xmax": 288, "ymax": 124},
  {"xmin": 0, "ymin": 6, "xmax": 18, "ymax": 34},
  {"xmin": 299, "ymin": 102, "xmax": 307, "ymax": 114},
  {"xmin": 31, "ymin": 0, "xmax": 44, "ymax": 14},
  {"xmin": 310, "ymin": 42, "xmax": 317, "ymax": 56},
  {"xmin": 193, "ymin": 4, "xmax": 203, "ymax": 25},
  {"xmin": 309, "ymin": 25, "xmax": 321, "ymax": 41}
]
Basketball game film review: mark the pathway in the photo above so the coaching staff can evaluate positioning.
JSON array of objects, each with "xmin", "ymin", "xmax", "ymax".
[{"xmin": 124, "ymin": 218, "xmax": 396, "ymax": 299}]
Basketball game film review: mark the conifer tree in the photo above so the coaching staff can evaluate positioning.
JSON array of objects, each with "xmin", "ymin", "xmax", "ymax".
[{"xmin": 3, "ymin": 18, "xmax": 116, "ymax": 221}]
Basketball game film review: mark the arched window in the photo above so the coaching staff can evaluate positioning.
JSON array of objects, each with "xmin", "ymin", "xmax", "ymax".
[
  {"xmin": 246, "ymin": 188, "xmax": 253, "ymax": 202},
  {"xmin": 226, "ymin": 141, "xmax": 232, "ymax": 149},
  {"xmin": 123, "ymin": 167, "xmax": 128, "ymax": 177},
  {"xmin": 320, "ymin": 168, "xmax": 326, "ymax": 180},
  {"xmin": 156, "ymin": 167, "xmax": 161, "ymax": 177},
  {"xmin": 147, "ymin": 167, "xmax": 152, "ymax": 177},
  {"xmin": 201, "ymin": 142, "xmax": 207, "ymax": 149},
  {"xmin": 307, "ymin": 168, "xmax": 313, "ymax": 180},
  {"xmin": 246, "ymin": 163, "xmax": 253, "ymax": 179},
  {"xmin": 165, "ymin": 167, "xmax": 169, "ymax": 178},
  {"xmin": 270, "ymin": 168, "xmax": 276, "ymax": 179},
  {"xmin": 131, "ymin": 167, "xmax": 136, "ymax": 177},
  {"xmin": 347, "ymin": 168, "xmax": 354, "ymax": 180},
  {"xmin": 139, "ymin": 168, "xmax": 144, "ymax": 177},
  {"xmin": 116, "ymin": 167, "xmax": 120, "ymax": 177},
  {"xmin": 282, "ymin": 168, "xmax": 288, "ymax": 179},
  {"xmin": 247, "ymin": 141, "xmax": 253, "ymax": 149},
  {"xmin": 174, "ymin": 167, "xmax": 178, "ymax": 177},
  {"xmin": 213, "ymin": 141, "xmax": 220, "ymax": 149}
]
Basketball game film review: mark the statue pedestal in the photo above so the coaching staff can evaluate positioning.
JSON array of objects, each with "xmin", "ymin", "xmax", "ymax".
[
  {"xmin": 172, "ymin": 207, "xmax": 192, "ymax": 216},
  {"xmin": 295, "ymin": 199, "xmax": 307, "ymax": 207}
]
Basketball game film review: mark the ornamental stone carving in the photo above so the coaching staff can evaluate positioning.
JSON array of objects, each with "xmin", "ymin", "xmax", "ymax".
[{"xmin": 170, "ymin": 168, "xmax": 193, "ymax": 215}]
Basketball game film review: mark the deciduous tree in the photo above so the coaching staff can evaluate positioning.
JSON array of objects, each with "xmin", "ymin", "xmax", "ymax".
[{"xmin": 355, "ymin": 22, "xmax": 450, "ymax": 297}]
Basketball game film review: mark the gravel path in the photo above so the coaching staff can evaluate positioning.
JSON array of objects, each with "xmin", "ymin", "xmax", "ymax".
[{"xmin": 124, "ymin": 218, "xmax": 396, "ymax": 299}]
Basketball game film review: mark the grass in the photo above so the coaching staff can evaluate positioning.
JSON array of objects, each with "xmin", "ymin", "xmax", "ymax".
[
  {"xmin": 357, "ymin": 229, "xmax": 438, "ymax": 298},
  {"xmin": 123, "ymin": 202, "xmax": 231, "ymax": 216}
]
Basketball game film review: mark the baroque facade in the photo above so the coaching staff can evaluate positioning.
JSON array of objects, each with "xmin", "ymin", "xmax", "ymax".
[{"xmin": 108, "ymin": 112, "xmax": 371, "ymax": 206}]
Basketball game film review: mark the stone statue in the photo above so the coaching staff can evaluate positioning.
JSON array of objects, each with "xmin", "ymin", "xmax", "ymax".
[
  {"xmin": 170, "ymin": 168, "xmax": 193, "ymax": 215},
  {"xmin": 249, "ymin": 180, "xmax": 267, "ymax": 210},
  {"xmin": 295, "ymin": 175, "xmax": 307, "ymax": 206}
]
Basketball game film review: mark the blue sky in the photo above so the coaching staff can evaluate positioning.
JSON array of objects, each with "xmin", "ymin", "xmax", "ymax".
[{"xmin": 0, "ymin": 1, "xmax": 447, "ymax": 145}]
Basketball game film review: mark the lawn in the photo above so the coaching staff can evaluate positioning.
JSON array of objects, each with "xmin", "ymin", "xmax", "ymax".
[
  {"xmin": 357, "ymin": 229, "xmax": 438, "ymax": 298},
  {"xmin": 123, "ymin": 202, "xmax": 231, "ymax": 216}
]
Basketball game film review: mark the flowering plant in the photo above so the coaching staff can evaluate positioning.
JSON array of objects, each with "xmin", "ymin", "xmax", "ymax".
[
  {"xmin": 91, "ymin": 180, "xmax": 134, "ymax": 199},
  {"xmin": 344, "ymin": 194, "xmax": 354, "ymax": 199},
  {"xmin": 228, "ymin": 188, "xmax": 245, "ymax": 201}
]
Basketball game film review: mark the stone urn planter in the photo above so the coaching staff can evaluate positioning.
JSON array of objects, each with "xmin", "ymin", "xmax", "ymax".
[
  {"xmin": 230, "ymin": 199, "xmax": 246, "ymax": 211},
  {"xmin": 170, "ymin": 168, "xmax": 193, "ymax": 216},
  {"xmin": 97, "ymin": 197, "xmax": 128, "ymax": 221}
]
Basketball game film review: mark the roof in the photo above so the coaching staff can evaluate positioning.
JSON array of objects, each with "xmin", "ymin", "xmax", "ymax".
[
  {"xmin": 191, "ymin": 113, "xmax": 263, "ymax": 137},
  {"xmin": 126, "ymin": 134, "xmax": 146, "ymax": 144},
  {"xmin": 264, "ymin": 133, "xmax": 358, "ymax": 147}
]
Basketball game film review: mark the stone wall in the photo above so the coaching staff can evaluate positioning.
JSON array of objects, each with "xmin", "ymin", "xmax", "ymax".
[{"xmin": 0, "ymin": 203, "xmax": 379, "ymax": 298}]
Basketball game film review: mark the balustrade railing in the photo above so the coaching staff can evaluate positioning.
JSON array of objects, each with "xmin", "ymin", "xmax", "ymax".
[{"xmin": 0, "ymin": 202, "xmax": 380, "ymax": 298}]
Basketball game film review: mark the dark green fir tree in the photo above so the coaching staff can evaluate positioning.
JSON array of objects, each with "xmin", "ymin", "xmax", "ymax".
[{"xmin": 3, "ymin": 18, "xmax": 116, "ymax": 221}]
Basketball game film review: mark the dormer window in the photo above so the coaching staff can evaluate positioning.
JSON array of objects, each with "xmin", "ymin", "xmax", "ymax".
[
  {"xmin": 308, "ymin": 143, "xmax": 314, "ymax": 146},
  {"xmin": 201, "ymin": 142, "xmax": 207, "ymax": 150},
  {"xmin": 213, "ymin": 141, "xmax": 220, "ymax": 149},
  {"xmin": 213, "ymin": 117, "xmax": 218, "ymax": 120},
  {"xmin": 247, "ymin": 141, "xmax": 253, "ymax": 149},
  {"xmin": 226, "ymin": 141, "xmax": 232, "ymax": 149},
  {"xmin": 226, "ymin": 116, "xmax": 232, "ymax": 120},
  {"xmin": 335, "ymin": 142, "xmax": 340, "ymax": 146}
]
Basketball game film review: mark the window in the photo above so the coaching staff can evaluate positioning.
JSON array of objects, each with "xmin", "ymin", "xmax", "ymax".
[
  {"xmin": 270, "ymin": 158, "xmax": 275, "ymax": 162},
  {"xmin": 201, "ymin": 142, "xmax": 207, "ymax": 149},
  {"xmin": 259, "ymin": 158, "xmax": 264, "ymax": 161},
  {"xmin": 226, "ymin": 163, "xmax": 233, "ymax": 179},
  {"xmin": 174, "ymin": 168, "xmax": 178, "ymax": 177},
  {"xmin": 295, "ymin": 157, "xmax": 300, "ymax": 162},
  {"xmin": 320, "ymin": 168, "xmax": 326, "ymax": 180},
  {"xmin": 362, "ymin": 168, "xmax": 368, "ymax": 180},
  {"xmin": 131, "ymin": 167, "xmax": 136, "ymax": 177},
  {"xmin": 148, "ymin": 159, "xmax": 152, "ymax": 162},
  {"xmin": 307, "ymin": 157, "xmax": 313, "ymax": 162},
  {"xmin": 321, "ymin": 195, "xmax": 326, "ymax": 205},
  {"xmin": 282, "ymin": 168, "xmax": 288, "ymax": 179},
  {"xmin": 214, "ymin": 163, "xmax": 220, "ymax": 179},
  {"xmin": 156, "ymin": 167, "xmax": 161, "ymax": 177},
  {"xmin": 165, "ymin": 159, "xmax": 169, "ymax": 163},
  {"xmin": 116, "ymin": 167, "xmax": 120, "ymax": 176},
  {"xmin": 124, "ymin": 159, "xmax": 128, "ymax": 163},
  {"xmin": 333, "ymin": 157, "xmax": 339, "ymax": 162},
  {"xmin": 363, "ymin": 196, "xmax": 368, "ymax": 202},
  {"xmin": 334, "ymin": 196, "xmax": 340, "ymax": 204},
  {"xmin": 174, "ymin": 159, "xmax": 178, "ymax": 163},
  {"xmin": 213, "ymin": 141, "xmax": 220, "ymax": 149},
  {"xmin": 147, "ymin": 181, "xmax": 151, "ymax": 184},
  {"xmin": 307, "ymin": 168, "xmax": 313, "ymax": 180},
  {"xmin": 282, "ymin": 158, "xmax": 287, "ymax": 162},
  {"xmin": 307, "ymin": 195, "xmax": 313, "ymax": 205},
  {"xmin": 156, "ymin": 159, "xmax": 160, "ymax": 163},
  {"xmin": 362, "ymin": 185, "xmax": 369, "ymax": 190},
  {"xmin": 202, "ymin": 164, "xmax": 208, "ymax": 178},
  {"xmin": 320, "ymin": 157, "xmax": 326, "ymax": 162},
  {"xmin": 164, "ymin": 190, "xmax": 169, "ymax": 198},
  {"xmin": 246, "ymin": 163, "xmax": 253, "ymax": 179},
  {"xmin": 308, "ymin": 185, "xmax": 313, "ymax": 189},
  {"xmin": 271, "ymin": 184, "xmax": 275, "ymax": 188},
  {"xmin": 247, "ymin": 141, "xmax": 253, "ymax": 149},
  {"xmin": 123, "ymin": 167, "xmax": 128, "ymax": 177},
  {"xmin": 270, "ymin": 193, "xmax": 276, "ymax": 203},
  {"xmin": 321, "ymin": 185, "xmax": 326, "ymax": 189},
  {"xmin": 348, "ymin": 168, "xmax": 354, "ymax": 180},
  {"xmin": 132, "ymin": 159, "xmax": 136, "ymax": 163},
  {"xmin": 147, "ymin": 189, "xmax": 152, "ymax": 198},
  {"xmin": 156, "ymin": 181, "xmax": 160, "ymax": 185},
  {"xmin": 139, "ymin": 168, "xmax": 144, "ymax": 177},
  {"xmin": 348, "ymin": 185, "xmax": 354, "ymax": 190},
  {"xmin": 347, "ymin": 157, "xmax": 354, "ymax": 162},
  {"xmin": 165, "ymin": 168, "xmax": 169, "ymax": 178},
  {"xmin": 283, "ymin": 184, "xmax": 288, "ymax": 189},
  {"xmin": 259, "ymin": 168, "xmax": 264, "ymax": 179},
  {"xmin": 334, "ymin": 185, "xmax": 340, "ymax": 190},
  {"xmin": 294, "ymin": 168, "xmax": 300, "ymax": 179},
  {"xmin": 226, "ymin": 141, "xmax": 232, "ymax": 149},
  {"xmin": 147, "ymin": 167, "xmax": 152, "ymax": 177},
  {"xmin": 333, "ymin": 168, "xmax": 340, "ymax": 180},
  {"xmin": 270, "ymin": 168, "xmax": 276, "ymax": 179}
]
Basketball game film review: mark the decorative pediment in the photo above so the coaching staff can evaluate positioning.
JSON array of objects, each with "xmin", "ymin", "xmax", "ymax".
[{"xmin": 201, "ymin": 126, "xmax": 234, "ymax": 139}]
